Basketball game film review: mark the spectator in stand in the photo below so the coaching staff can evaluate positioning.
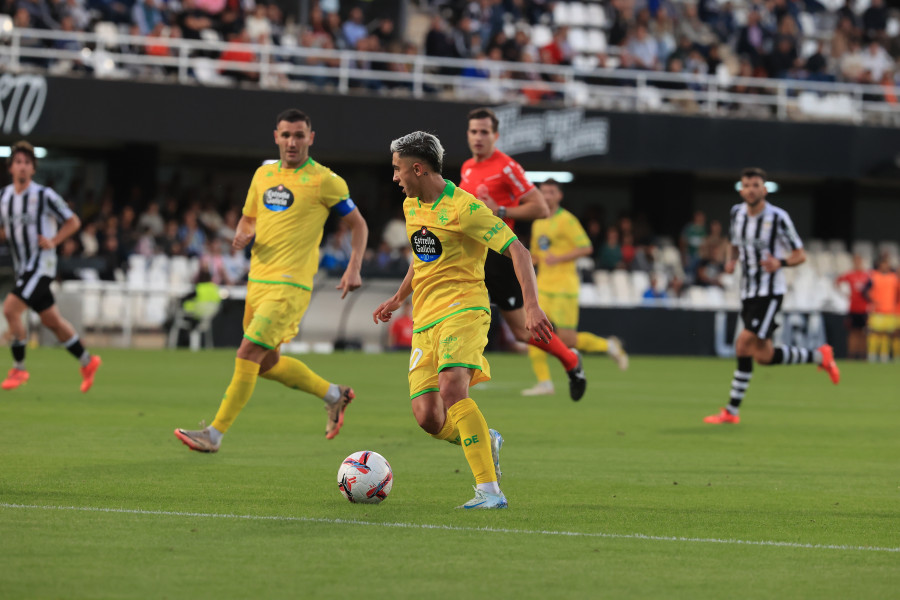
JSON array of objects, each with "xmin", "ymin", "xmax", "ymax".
[
  {"xmin": 200, "ymin": 239, "xmax": 230, "ymax": 284},
  {"xmin": 626, "ymin": 24, "xmax": 660, "ymax": 70},
  {"xmin": 176, "ymin": 0, "xmax": 215, "ymax": 42},
  {"xmin": 325, "ymin": 10, "xmax": 349, "ymax": 50},
  {"xmin": 677, "ymin": 2, "xmax": 716, "ymax": 49},
  {"xmin": 222, "ymin": 242, "xmax": 249, "ymax": 284},
  {"xmin": 621, "ymin": 231, "xmax": 637, "ymax": 270},
  {"xmin": 424, "ymin": 13, "xmax": 455, "ymax": 59},
  {"xmin": 137, "ymin": 200, "xmax": 165, "ymax": 237},
  {"xmin": 63, "ymin": 0, "xmax": 92, "ymax": 31},
  {"xmin": 736, "ymin": 10, "xmax": 771, "ymax": 69},
  {"xmin": 642, "ymin": 271, "xmax": 669, "ymax": 303},
  {"xmin": 837, "ymin": 0, "xmax": 859, "ymax": 31},
  {"xmin": 80, "ymin": 221, "xmax": 99, "ymax": 257},
  {"xmin": 132, "ymin": 0, "xmax": 165, "ymax": 35},
  {"xmin": 862, "ymin": 0, "xmax": 887, "ymax": 41},
  {"xmin": 540, "ymin": 25, "xmax": 574, "ymax": 66},
  {"xmin": 766, "ymin": 33, "xmax": 800, "ymax": 77},
  {"xmin": 245, "ymin": 3, "xmax": 274, "ymax": 45},
  {"xmin": 860, "ymin": 40, "xmax": 893, "ymax": 84},
  {"xmin": 177, "ymin": 210, "xmax": 207, "ymax": 257},
  {"xmin": 679, "ymin": 209, "xmax": 706, "ymax": 275},
  {"xmin": 607, "ymin": 0, "xmax": 630, "ymax": 46},
  {"xmin": 342, "ymin": 6, "xmax": 368, "ymax": 50},
  {"xmin": 219, "ymin": 29, "xmax": 259, "ymax": 81},
  {"xmin": 134, "ymin": 225, "xmax": 156, "ymax": 257},
  {"xmin": 835, "ymin": 254, "xmax": 871, "ymax": 360},
  {"xmin": 597, "ymin": 228, "xmax": 624, "ymax": 271}
]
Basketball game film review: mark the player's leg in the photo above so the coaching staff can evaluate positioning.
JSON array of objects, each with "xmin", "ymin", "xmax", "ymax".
[
  {"xmin": 1, "ymin": 292, "xmax": 30, "ymax": 390},
  {"xmin": 487, "ymin": 255, "xmax": 585, "ymax": 400},
  {"xmin": 892, "ymin": 315, "xmax": 900, "ymax": 362},
  {"xmin": 705, "ymin": 328, "xmax": 757, "ymax": 424},
  {"xmin": 38, "ymin": 300, "xmax": 102, "ymax": 392}
]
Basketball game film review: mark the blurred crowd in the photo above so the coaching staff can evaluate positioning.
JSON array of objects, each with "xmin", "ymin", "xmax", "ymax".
[{"xmin": 4, "ymin": 0, "xmax": 898, "ymax": 101}]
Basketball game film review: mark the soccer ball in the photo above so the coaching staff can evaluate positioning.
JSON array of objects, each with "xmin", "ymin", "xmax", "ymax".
[{"xmin": 337, "ymin": 450, "xmax": 393, "ymax": 504}]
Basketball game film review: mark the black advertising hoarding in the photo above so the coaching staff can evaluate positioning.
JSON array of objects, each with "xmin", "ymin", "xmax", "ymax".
[{"xmin": 3, "ymin": 73, "xmax": 899, "ymax": 178}]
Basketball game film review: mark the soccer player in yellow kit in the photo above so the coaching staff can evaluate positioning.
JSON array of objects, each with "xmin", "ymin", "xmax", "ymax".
[
  {"xmin": 175, "ymin": 109, "xmax": 368, "ymax": 453},
  {"xmin": 374, "ymin": 131, "xmax": 553, "ymax": 509},
  {"xmin": 523, "ymin": 179, "xmax": 628, "ymax": 396}
]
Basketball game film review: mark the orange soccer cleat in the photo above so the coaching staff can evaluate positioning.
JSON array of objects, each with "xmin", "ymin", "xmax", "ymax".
[
  {"xmin": 703, "ymin": 407, "xmax": 741, "ymax": 424},
  {"xmin": 817, "ymin": 344, "xmax": 840, "ymax": 385},
  {"xmin": 1, "ymin": 368, "xmax": 29, "ymax": 390},
  {"xmin": 80, "ymin": 355, "xmax": 102, "ymax": 393}
]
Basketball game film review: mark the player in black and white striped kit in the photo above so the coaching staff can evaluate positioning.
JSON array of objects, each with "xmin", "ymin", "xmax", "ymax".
[
  {"xmin": 0, "ymin": 141, "xmax": 101, "ymax": 392},
  {"xmin": 704, "ymin": 167, "xmax": 840, "ymax": 425}
]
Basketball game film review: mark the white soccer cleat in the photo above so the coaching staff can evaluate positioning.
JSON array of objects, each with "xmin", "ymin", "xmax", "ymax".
[
  {"xmin": 521, "ymin": 380, "xmax": 555, "ymax": 396},
  {"xmin": 457, "ymin": 486, "xmax": 508, "ymax": 510},
  {"xmin": 174, "ymin": 427, "xmax": 220, "ymax": 453},
  {"xmin": 607, "ymin": 336, "xmax": 629, "ymax": 371}
]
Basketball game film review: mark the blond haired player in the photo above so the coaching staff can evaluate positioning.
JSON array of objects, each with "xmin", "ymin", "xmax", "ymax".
[
  {"xmin": 374, "ymin": 131, "xmax": 553, "ymax": 509},
  {"xmin": 175, "ymin": 109, "xmax": 368, "ymax": 452},
  {"xmin": 523, "ymin": 179, "xmax": 628, "ymax": 396}
]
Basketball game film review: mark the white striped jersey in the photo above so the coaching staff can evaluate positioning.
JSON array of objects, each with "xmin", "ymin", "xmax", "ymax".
[
  {"xmin": 0, "ymin": 182, "xmax": 75, "ymax": 281},
  {"xmin": 730, "ymin": 201, "xmax": 803, "ymax": 300}
]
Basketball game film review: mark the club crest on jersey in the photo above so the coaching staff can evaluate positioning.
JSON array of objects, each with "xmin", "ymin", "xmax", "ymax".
[
  {"xmin": 263, "ymin": 184, "xmax": 294, "ymax": 212},
  {"xmin": 538, "ymin": 235, "xmax": 551, "ymax": 250},
  {"xmin": 411, "ymin": 226, "xmax": 442, "ymax": 262}
]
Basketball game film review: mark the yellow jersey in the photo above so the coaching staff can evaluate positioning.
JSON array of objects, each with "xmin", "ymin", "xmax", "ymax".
[
  {"xmin": 242, "ymin": 158, "xmax": 351, "ymax": 290},
  {"xmin": 531, "ymin": 207, "xmax": 591, "ymax": 295},
  {"xmin": 405, "ymin": 180, "xmax": 517, "ymax": 332}
]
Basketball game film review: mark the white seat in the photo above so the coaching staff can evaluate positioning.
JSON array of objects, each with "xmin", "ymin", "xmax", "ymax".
[
  {"xmin": 630, "ymin": 270, "xmax": 650, "ymax": 297},
  {"xmin": 567, "ymin": 28, "xmax": 588, "ymax": 52},
  {"xmin": 587, "ymin": 29, "xmax": 607, "ymax": 54},
  {"xmin": 553, "ymin": 3, "xmax": 571, "ymax": 25},
  {"xmin": 610, "ymin": 269, "xmax": 634, "ymax": 305},
  {"xmin": 586, "ymin": 4, "xmax": 606, "ymax": 27},
  {"xmin": 530, "ymin": 24, "xmax": 553, "ymax": 48},
  {"xmin": 826, "ymin": 239, "xmax": 846, "ymax": 253},
  {"xmin": 167, "ymin": 301, "xmax": 221, "ymax": 351},
  {"xmin": 199, "ymin": 28, "xmax": 221, "ymax": 43},
  {"xmin": 94, "ymin": 22, "xmax": 119, "ymax": 49},
  {"xmin": 568, "ymin": 2, "xmax": 587, "ymax": 25}
]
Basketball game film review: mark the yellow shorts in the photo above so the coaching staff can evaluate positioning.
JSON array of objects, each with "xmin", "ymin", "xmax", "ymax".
[
  {"xmin": 539, "ymin": 291, "xmax": 580, "ymax": 330},
  {"xmin": 408, "ymin": 310, "xmax": 492, "ymax": 400},
  {"xmin": 869, "ymin": 313, "xmax": 896, "ymax": 334},
  {"xmin": 243, "ymin": 281, "xmax": 311, "ymax": 349}
]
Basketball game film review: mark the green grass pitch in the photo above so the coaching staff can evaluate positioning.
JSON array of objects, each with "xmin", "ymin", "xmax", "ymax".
[{"xmin": 0, "ymin": 348, "xmax": 897, "ymax": 599}]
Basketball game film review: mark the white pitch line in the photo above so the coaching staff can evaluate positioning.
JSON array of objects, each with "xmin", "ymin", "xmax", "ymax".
[{"xmin": 1, "ymin": 502, "xmax": 897, "ymax": 554}]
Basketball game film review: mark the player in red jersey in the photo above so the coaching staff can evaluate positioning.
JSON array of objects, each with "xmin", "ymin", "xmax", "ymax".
[
  {"xmin": 835, "ymin": 254, "xmax": 871, "ymax": 360},
  {"xmin": 459, "ymin": 107, "xmax": 586, "ymax": 401}
]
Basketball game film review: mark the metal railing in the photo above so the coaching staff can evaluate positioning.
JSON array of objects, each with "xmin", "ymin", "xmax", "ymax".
[{"xmin": 1, "ymin": 26, "xmax": 899, "ymax": 125}]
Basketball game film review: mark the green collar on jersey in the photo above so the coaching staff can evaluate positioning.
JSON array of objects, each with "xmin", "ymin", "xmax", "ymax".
[
  {"xmin": 277, "ymin": 157, "xmax": 314, "ymax": 173},
  {"xmin": 415, "ymin": 179, "xmax": 455, "ymax": 209}
]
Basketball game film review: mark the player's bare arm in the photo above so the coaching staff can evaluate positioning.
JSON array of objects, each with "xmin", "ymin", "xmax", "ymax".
[
  {"xmin": 507, "ymin": 187, "xmax": 550, "ymax": 222},
  {"xmin": 233, "ymin": 215, "xmax": 256, "ymax": 250},
  {"xmin": 504, "ymin": 240, "xmax": 552, "ymax": 342},
  {"xmin": 38, "ymin": 214, "xmax": 81, "ymax": 250},
  {"xmin": 373, "ymin": 261, "xmax": 414, "ymax": 324},
  {"xmin": 337, "ymin": 208, "xmax": 369, "ymax": 299},
  {"xmin": 544, "ymin": 245, "xmax": 593, "ymax": 266},
  {"xmin": 724, "ymin": 244, "xmax": 740, "ymax": 273},
  {"xmin": 762, "ymin": 247, "xmax": 806, "ymax": 273}
]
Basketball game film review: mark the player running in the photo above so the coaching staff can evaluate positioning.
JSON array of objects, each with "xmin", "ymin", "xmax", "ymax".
[
  {"xmin": 704, "ymin": 167, "xmax": 839, "ymax": 425},
  {"xmin": 0, "ymin": 141, "xmax": 101, "ymax": 393},
  {"xmin": 523, "ymin": 179, "xmax": 628, "ymax": 396},
  {"xmin": 374, "ymin": 131, "xmax": 554, "ymax": 509},
  {"xmin": 459, "ymin": 107, "xmax": 586, "ymax": 401},
  {"xmin": 175, "ymin": 109, "xmax": 368, "ymax": 452}
]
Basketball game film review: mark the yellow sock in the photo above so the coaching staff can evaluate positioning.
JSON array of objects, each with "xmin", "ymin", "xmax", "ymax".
[
  {"xmin": 447, "ymin": 398, "xmax": 495, "ymax": 484},
  {"xmin": 576, "ymin": 331, "xmax": 608, "ymax": 353},
  {"xmin": 211, "ymin": 358, "xmax": 260, "ymax": 433},
  {"xmin": 880, "ymin": 334, "xmax": 891, "ymax": 359},
  {"xmin": 528, "ymin": 345, "xmax": 551, "ymax": 383},
  {"xmin": 893, "ymin": 337, "xmax": 900, "ymax": 359},
  {"xmin": 260, "ymin": 355, "xmax": 330, "ymax": 398},
  {"xmin": 867, "ymin": 333, "xmax": 881, "ymax": 358},
  {"xmin": 430, "ymin": 411, "xmax": 461, "ymax": 445}
]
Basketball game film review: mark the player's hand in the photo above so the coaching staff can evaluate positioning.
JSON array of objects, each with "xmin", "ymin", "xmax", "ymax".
[
  {"xmin": 525, "ymin": 304, "xmax": 553, "ymax": 344},
  {"xmin": 232, "ymin": 231, "xmax": 253, "ymax": 250},
  {"xmin": 373, "ymin": 296, "xmax": 402, "ymax": 324},
  {"xmin": 724, "ymin": 259, "xmax": 737, "ymax": 274},
  {"xmin": 38, "ymin": 235, "xmax": 56, "ymax": 250},
  {"xmin": 761, "ymin": 255, "xmax": 781, "ymax": 273},
  {"xmin": 337, "ymin": 269, "xmax": 362, "ymax": 299},
  {"xmin": 544, "ymin": 253, "xmax": 561, "ymax": 266}
]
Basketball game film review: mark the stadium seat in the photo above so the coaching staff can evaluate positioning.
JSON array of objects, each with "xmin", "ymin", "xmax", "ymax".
[
  {"xmin": 806, "ymin": 238, "xmax": 825, "ymax": 253},
  {"xmin": 586, "ymin": 4, "xmax": 606, "ymax": 28},
  {"xmin": 167, "ymin": 300, "xmax": 221, "ymax": 351},
  {"xmin": 630, "ymin": 270, "xmax": 650, "ymax": 297},
  {"xmin": 553, "ymin": 3, "xmax": 571, "ymax": 25},
  {"xmin": 611, "ymin": 269, "xmax": 635, "ymax": 305},
  {"xmin": 568, "ymin": 3, "xmax": 587, "ymax": 25},
  {"xmin": 531, "ymin": 24, "xmax": 553, "ymax": 48},
  {"xmin": 827, "ymin": 239, "xmax": 846, "ymax": 253},
  {"xmin": 94, "ymin": 22, "xmax": 119, "ymax": 49},
  {"xmin": 878, "ymin": 240, "xmax": 899, "ymax": 260},
  {"xmin": 586, "ymin": 29, "xmax": 607, "ymax": 54},
  {"xmin": 578, "ymin": 283, "xmax": 600, "ymax": 307},
  {"xmin": 568, "ymin": 28, "xmax": 588, "ymax": 53},
  {"xmin": 851, "ymin": 240, "xmax": 875, "ymax": 261}
]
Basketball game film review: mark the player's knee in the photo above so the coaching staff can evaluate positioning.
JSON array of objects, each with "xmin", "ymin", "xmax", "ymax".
[{"xmin": 412, "ymin": 406, "xmax": 441, "ymax": 435}]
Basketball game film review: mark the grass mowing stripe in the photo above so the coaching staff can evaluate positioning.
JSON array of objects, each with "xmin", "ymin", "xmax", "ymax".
[{"xmin": 3, "ymin": 502, "xmax": 897, "ymax": 554}]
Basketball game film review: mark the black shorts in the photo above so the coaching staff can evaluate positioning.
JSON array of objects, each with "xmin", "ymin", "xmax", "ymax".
[
  {"xmin": 847, "ymin": 312, "xmax": 868, "ymax": 330},
  {"xmin": 11, "ymin": 274, "xmax": 55, "ymax": 313},
  {"xmin": 484, "ymin": 250, "xmax": 524, "ymax": 312},
  {"xmin": 740, "ymin": 295, "xmax": 783, "ymax": 339}
]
